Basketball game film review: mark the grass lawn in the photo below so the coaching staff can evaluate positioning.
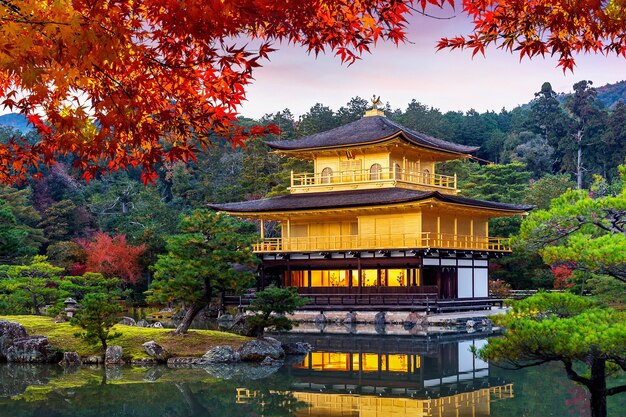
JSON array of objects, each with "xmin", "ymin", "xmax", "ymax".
[{"xmin": 0, "ymin": 315, "xmax": 249, "ymax": 360}]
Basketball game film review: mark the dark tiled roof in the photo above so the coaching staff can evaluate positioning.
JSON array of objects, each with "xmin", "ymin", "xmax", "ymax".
[
  {"xmin": 208, "ymin": 188, "xmax": 533, "ymax": 213},
  {"xmin": 266, "ymin": 116, "xmax": 479, "ymax": 154}
]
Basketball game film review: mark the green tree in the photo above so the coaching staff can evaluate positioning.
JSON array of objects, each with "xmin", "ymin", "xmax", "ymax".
[
  {"xmin": 564, "ymin": 80, "xmax": 606, "ymax": 189},
  {"xmin": 461, "ymin": 162, "xmax": 531, "ymax": 237},
  {"xmin": 247, "ymin": 286, "xmax": 309, "ymax": 337},
  {"xmin": 71, "ymin": 292, "xmax": 123, "ymax": 350},
  {"xmin": 517, "ymin": 166, "xmax": 626, "ymax": 284},
  {"xmin": 148, "ymin": 210, "xmax": 258, "ymax": 335},
  {"xmin": 0, "ymin": 256, "xmax": 65, "ymax": 315},
  {"xmin": 524, "ymin": 174, "xmax": 576, "ymax": 210},
  {"xmin": 0, "ymin": 186, "xmax": 44, "ymax": 260},
  {"xmin": 476, "ymin": 292, "xmax": 626, "ymax": 417}
]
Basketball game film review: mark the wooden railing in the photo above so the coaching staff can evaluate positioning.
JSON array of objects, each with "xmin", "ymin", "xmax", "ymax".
[
  {"xmin": 253, "ymin": 233, "xmax": 511, "ymax": 253},
  {"xmin": 291, "ymin": 167, "xmax": 456, "ymax": 190}
]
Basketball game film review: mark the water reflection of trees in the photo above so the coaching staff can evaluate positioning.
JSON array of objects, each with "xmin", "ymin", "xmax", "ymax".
[{"xmin": 0, "ymin": 365, "xmax": 305, "ymax": 417}]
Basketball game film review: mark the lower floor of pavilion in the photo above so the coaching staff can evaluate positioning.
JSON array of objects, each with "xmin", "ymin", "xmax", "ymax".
[{"xmin": 256, "ymin": 249, "xmax": 501, "ymax": 311}]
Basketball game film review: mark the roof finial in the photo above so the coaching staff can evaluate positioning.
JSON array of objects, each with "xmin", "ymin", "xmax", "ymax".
[{"xmin": 364, "ymin": 94, "xmax": 385, "ymax": 117}]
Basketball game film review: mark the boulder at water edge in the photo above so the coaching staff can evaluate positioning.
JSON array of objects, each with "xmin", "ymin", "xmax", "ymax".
[
  {"xmin": 201, "ymin": 346, "xmax": 241, "ymax": 363},
  {"xmin": 238, "ymin": 339, "xmax": 285, "ymax": 362},
  {"xmin": 59, "ymin": 352, "xmax": 81, "ymax": 366},
  {"xmin": 105, "ymin": 345, "xmax": 124, "ymax": 364},
  {"xmin": 0, "ymin": 320, "xmax": 28, "ymax": 360},
  {"xmin": 282, "ymin": 342, "xmax": 313, "ymax": 355},
  {"xmin": 6, "ymin": 336, "xmax": 53, "ymax": 363},
  {"xmin": 142, "ymin": 340, "xmax": 171, "ymax": 361}
]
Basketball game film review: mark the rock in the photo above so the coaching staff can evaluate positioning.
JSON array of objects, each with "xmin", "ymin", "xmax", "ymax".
[
  {"xmin": 105, "ymin": 346, "xmax": 124, "ymax": 365},
  {"xmin": 264, "ymin": 337, "xmax": 282, "ymax": 346},
  {"xmin": 142, "ymin": 340, "xmax": 171, "ymax": 361},
  {"xmin": 6, "ymin": 336, "xmax": 54, "ymax": 363},
  {"xmin": 238, "ymin": 339, "xmax": 285, "ymax": 362},
  {"xmin": 131, "ymin": 358, "xmax": 159, "ymax": 366},
  {"xmin": 374, "ymin": 311, "xmax": 386, "ymax": 326},
  {"xmin": 59, "ymin": 352, "xmax": 81, "ymax": 367},
  {"xmin": 82, "ymin": 355, "xmax": 103, "ymax": 365},
  {"xmin": 227, "ymin": 313, "xmax": 257, "ymax": 337},
  {"xmin": 201, "ymin": 346, "xmax": 240, "ymax": 363},
  {"xmin": 481, "ymin": 318, "xmax": 493, "ymax": 328},
  {"xmin": 466, "ymin": 320, "xmax": 476, "ymax": 328},
  {"xmin": 0, "ymin": 320, "xmax": 28, "ymax": 360},
  {"xmin": 118, "ymin": 316, "xmax": 136, "ymax": 326},
  {"xmin": 150, "ymin": 321, "xmax": 164, "ymax": 328},
  {"xmin": 281, "ymin": 342, "xmax": 313, "ymax": 356},
  {"xmin": 136, "ymin": 319, "xmax": 149, "ymax": 328},
  {"xmin": 260, "ymin": 356, "xmax": 283, "ymax": 366},
  {"xmin": 343, "ymin": 312, "xmax": 357, "ymax": 324},
  {"xmin": 217, "ymin": 314, "xmax": 235, "ymax": 326}
]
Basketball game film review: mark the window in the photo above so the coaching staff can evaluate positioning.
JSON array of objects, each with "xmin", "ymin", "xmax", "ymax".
[
  {"xmin": 394, "ymin": 163, "xmax": 402, "ymax": 180},
  {"xmin": 321, "ymin": 167, "xmax": 333, "ymax": 184},
  {"xmin": 369, "ymin": 163, "xmax": 382, "ymax": 180},
  {"xmin": 423, "ymin": 168, "xmax": 431, "ymax": 184}
]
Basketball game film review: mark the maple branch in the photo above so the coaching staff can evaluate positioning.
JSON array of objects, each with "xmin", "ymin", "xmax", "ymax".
[
  {"xmin": 0, "ymin": 0, "xmax": 20, "ymax": 15},
  {"xmin": 407, "ymin": 4, "xmax": 456, "ymax": 20},
  {"xmin": 92, "ymin": 65, "xmax": 132, "ymax": 98}
]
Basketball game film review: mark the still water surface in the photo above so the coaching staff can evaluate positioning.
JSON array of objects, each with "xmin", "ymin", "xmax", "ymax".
[{"xmin": 0, "ymin": 334, "xmax": 625, "ymax": 417}]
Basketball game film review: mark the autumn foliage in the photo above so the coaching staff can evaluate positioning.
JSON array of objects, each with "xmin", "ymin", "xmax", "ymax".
[
  {"xmin": 551, "ymin": 264, "xmax": 575, "ymax": 290},
  {"xmin": 0, "ymin": 0, "xmax": 415, "ymax": 183},
  {"xmin": 438, "ymin": 0, "xmax": 626, "ymax": 72},
  {"xmin": 1, "ymin": 0, "xmax": 625, "ymax": 184},
  {"xmin": 78, "ymin": 232, "xmax": 145, "ymax": 284}
]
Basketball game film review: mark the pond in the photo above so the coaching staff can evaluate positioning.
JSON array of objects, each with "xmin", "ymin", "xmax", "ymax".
[{"xmin": 0, "ymin": 333, "xmax": 625, "ymax": 417}]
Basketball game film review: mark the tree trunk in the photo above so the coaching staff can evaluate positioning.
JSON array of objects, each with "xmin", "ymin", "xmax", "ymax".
[
  {"xmin": 576, "ymin": 130, "xmax": 583, "ymax": 190},
  {"xmin": 174, "ymin": 303, "xmax": 205, "ymax": 335},
  {"xmin": 589, "ymin": 357, "xmax": 607, "ymax": 417},
  {"xmin": 174, "ymin": 279, "xmax": 213, "ymax": 335}
]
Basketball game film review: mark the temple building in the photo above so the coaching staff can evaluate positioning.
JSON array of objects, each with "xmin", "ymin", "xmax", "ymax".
[{"xmin": 210, "ymin": 105, "xmax": 531, "ymax": 310}]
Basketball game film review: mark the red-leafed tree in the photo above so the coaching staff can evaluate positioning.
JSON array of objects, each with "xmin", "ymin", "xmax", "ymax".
[
  {"xmin": 2, "ymin": 1, "xmax": 625, "ymax": 184},
  {"xmin": 551, "ymin": 264, "xmax": 575, "ymax": 290},
  {"xmin": 78, "ymin": 232, "xmax": 145, "ymax": 284}
]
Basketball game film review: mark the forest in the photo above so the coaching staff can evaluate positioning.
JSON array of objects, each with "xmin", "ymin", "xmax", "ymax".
[{"xmin": 1, "ymin": 79, "xmax": 625, "ymax": 309}]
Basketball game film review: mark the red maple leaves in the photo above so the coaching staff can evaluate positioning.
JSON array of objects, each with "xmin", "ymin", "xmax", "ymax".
[
  {"xmin": 437, "ymin": 0, "xmax": 626, "ymax": 72},
  {"xmin": 1, "ymin": 0, "xmax": 624, "ymax": 184},
  {"xmin": 78, "ymin": 232, "xmax": 145, "ymax": 284},
  {"xmin": 0, "ymin": 0, "xmax": 411, "ymax": 184}
]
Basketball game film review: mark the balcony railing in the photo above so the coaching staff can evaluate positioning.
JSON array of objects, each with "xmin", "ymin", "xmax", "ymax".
[
  {"xmin": 290, "ymin": 167, "xmax": 456, "ymax": 191},
  {"xmin": 253, "ymin": 233, "xmax": 510, "ymax": 253}
]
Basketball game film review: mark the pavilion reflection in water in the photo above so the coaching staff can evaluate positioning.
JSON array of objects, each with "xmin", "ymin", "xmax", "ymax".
[{"xmin": 239, "ymin": 338, "xmax": 513, "ymax": 417}]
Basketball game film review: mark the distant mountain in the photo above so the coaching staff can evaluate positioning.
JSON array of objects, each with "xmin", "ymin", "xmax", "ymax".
[
  {"xmin": 595, "ymin": 80, "xmax": 626, "ymax": 109},
  {"xmin": 0, "ymin": 113, "xmax": 30, "ymax": 133}
]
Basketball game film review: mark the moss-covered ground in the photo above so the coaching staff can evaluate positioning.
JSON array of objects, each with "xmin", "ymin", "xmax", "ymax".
[{"xmin": 0, "ymin": 315, "xmax": 249, "ymax": 359}]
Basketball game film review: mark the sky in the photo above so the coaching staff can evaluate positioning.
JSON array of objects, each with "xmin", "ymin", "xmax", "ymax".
[{"xmin": 239, "ymin": 10, "xmax": 625, "ymax": 120}]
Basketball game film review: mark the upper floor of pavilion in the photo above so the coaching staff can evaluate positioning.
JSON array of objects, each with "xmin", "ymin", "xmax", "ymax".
[{"xmin": 266, "ymin": 108, "xmax": 478, "ymax": 195}]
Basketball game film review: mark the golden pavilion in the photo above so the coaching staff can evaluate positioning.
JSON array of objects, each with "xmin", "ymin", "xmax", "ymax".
[{"xmin": 211, "ymin": 105, "xmax": 531, "ymax": 310}]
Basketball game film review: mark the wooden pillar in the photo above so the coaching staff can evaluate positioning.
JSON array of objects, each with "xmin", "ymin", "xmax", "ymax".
[
  {"xmin": 260, "ymin": 218, "xmax": 265, "ymax": 240},
  {"xmin": 286, "ymin": 218, "xmax": 291, "ymax": 251},
  {"xmin": 286, "ymin": 264, "xmax": 292, "ymax": 287},
  {"xmin": 357, "ymin": 257, "xmax": 363, "ymax": 290},
  {"xmin": 436, "ymin": 215, "xmax": 441, "ymax": 246},
  {"xmin": 454, "ymin": 217, "xmax": 458, "ymax": 247},
  {"xmin": 307, "ymin": 269, "xmax": 312, "ymax": 288},
  {"xmin": 377, "ymin": 268, "xmax": 382, "ymax": 287}
]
